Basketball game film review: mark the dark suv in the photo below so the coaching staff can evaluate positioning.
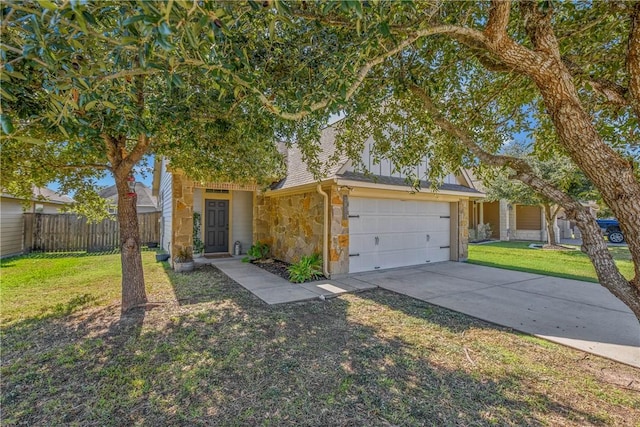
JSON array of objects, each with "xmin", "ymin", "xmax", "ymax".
[{"xmin": 596, "ymin": 219, "xmax": 625, "ymax": 244}]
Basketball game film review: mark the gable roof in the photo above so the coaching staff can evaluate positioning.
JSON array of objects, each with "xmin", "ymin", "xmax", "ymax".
[
  {"xmin": 271, "ymin": 123, "xmax": 478, "ymax": 194},
  {"xmin": 271, "ymin": 125, "xmax": 347, "ymax": 190},
  {"xmin": 99, "ymin": 182, "xmax": 158, "ymax": 209},
  {"xmin": 31, "ymin": 186, "xmax": 75, "ymax": 204},
  {"xmin": 337, "ymin": 171, "xmax": 483, "ymax": 195},
  {"xmin": 2, "ymin": 186, "xmax": 74, "ymax": 204}
]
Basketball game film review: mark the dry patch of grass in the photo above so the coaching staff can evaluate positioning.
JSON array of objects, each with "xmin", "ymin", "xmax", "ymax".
[{"xmin": 1, "ymin": 256, "xmax": 639, "ymax": 426}]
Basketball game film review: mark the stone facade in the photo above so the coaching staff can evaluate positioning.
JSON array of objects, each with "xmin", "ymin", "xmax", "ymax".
[
  {"xmin": 254, "ymin": 190, "xmax": 324, "ymax": 264},
  {"xmin": 457, "ymin": 201, "xmax": 468, "ymax": 261},
  {"xmin": 253, "ymin": 185, "xmax": 350, "ymax": 276},
  {"xmin": 171, "ymin": 173, "xmax": 194, "ymax": 261},
  {"xmin": 328, "ymin": 186, "xmax": 349, "ymax": 276}
]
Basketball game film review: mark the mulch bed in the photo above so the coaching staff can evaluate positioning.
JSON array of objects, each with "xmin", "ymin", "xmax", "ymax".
[
  {"xmin": 251, "ymin": 259, "xmax": 326, "ymax": 283},
  {"xmin": 252, "ymin": 259, "xmax": 292, "ymax": 281}
]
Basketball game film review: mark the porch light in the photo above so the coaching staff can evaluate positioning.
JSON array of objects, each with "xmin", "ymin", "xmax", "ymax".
[{"xmin": 127, "ymin": 173, "xmax": 137, "ymax": 198}]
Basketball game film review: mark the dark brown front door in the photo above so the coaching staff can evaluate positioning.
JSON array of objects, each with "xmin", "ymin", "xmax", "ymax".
[{"xmin": 205, "ymin": 200, "xmax": 229, "ymax": 253}]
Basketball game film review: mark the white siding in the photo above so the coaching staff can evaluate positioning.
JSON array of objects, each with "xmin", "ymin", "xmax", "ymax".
[
  {"xmin": 158, "ymin": 158, "xmax": 173, "ymax": 254},
  {"xmin": 232, "ymin": 191, "xmax": 253, "ymax": 254},
  {"xmin": 350, "ymin": 137, "xmax": 459, "ymax": 183},
  {"xmin": 0, "ymin": 197, "xmax": 24, "ymax": 258}
]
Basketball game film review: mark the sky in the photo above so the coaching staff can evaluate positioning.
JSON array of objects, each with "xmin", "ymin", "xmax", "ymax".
[{"xmin": 48, "ymin": 158, "xmax": 154, "ymax": 195}]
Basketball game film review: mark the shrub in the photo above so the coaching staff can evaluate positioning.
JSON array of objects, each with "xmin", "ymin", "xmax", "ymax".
[
  {"xmin": 174, "ymin": 247, "xmax": 193, "ymax": 263},
  {"xmin": 242, "ymin": 242, "xmax": 270, "ymax": 262},
  {"xmin": 288, "ymin": 253, "xmax": 323, "ymax": 283}
]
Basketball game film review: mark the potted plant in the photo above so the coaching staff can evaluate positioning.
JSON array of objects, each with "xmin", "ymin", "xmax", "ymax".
[
  {"xmin": 155, "ymin": 250, "xmax": 170, "ymax": 262},
  {"xmin": 174, "ymin": 246, "xmax": 194, "ymax": 273},
  {"xmin": 193, "ymin": 212, "xmax": 204, "ymax": 258}
]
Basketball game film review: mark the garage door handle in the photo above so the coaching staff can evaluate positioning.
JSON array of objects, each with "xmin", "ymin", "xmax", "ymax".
[
  {"xmin": 375, "ymin": 236, "xmax": 379, "ymax": 245},
  {"xmin": 349, "ymin": 253, "xmax": 360, "ymax": 257},
  {"xmin": 426, "ymin": 234, "xmax": 430, "ymax": 242},
  {"xmin": 440, "ymin": 246, "xmax": 450, "ymax": 249}
]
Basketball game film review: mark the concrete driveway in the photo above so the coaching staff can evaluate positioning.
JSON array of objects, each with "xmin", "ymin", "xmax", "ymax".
[{"xmin": 346, "ymin": 262, "xmax": 640, "ymax": 368}]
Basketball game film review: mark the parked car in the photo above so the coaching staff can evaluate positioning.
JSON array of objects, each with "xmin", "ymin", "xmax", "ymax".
[{"xmin": 596, "ymin": 219, "xmax": 625, "ymax": 243}]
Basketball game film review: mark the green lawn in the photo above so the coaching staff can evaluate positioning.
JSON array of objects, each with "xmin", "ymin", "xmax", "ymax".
[
  {"xmin": 0, "ymin": 251, "xmax": 168, "ymax": 325},
  {"xmin": 1, "ymin": 253, "xmax": 638, "ymax": 425},
  {"xmin": 468, "ymin": 241, "xmax": 635, "ymax": 282}
]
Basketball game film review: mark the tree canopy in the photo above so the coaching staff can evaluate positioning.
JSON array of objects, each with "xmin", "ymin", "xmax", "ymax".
[{"xmin": 1, "ymin": 0, "xmax": 639, "ymax": 318}]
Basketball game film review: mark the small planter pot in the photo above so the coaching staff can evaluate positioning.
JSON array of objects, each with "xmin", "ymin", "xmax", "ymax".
[
  {"xmin": 156, "ymin": 253, "xmax": 170, "ymax": 262},
  {"xmin": 174, "ymin": 260, "xmax": 195, "ymax": 273}
]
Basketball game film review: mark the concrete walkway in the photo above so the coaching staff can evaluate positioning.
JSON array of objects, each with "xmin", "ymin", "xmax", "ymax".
[
  {"xmin": 198, "ymin": 257, "xmax": 640, "ymax": 368},
  {"xmin": 199, "ymin": 257, "xmax": 376, "ymax": 304}
]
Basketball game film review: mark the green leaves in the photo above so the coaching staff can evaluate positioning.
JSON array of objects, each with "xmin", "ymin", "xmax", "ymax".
[{"xmin": 1, "ymin": 114, "xmax": 14, "ymax": 134}]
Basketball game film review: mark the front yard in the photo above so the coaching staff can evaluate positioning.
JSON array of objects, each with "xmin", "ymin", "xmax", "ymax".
[
  {"xmin": 1, "ymin": 253, "xmax": 639, "ymax": 425},
  {"xmin": 468, "ymin": 241, "xmax": 634, "ymax": 282}
]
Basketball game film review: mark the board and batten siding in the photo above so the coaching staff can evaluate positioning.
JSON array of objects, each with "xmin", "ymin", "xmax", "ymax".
[
  {"xmin": 232, "ymin": 190, "xmax": 253, "ymax": 255},
  {"xmin": 350, "ymin": 138, "xmax": 459, "ymax": 184},
  {"xmin": 0, "ymin": 197, "xmax": 24, "ymax": 258},
  {"xmin": 158, "ymin": 158, "xmax": 173, "ymax": 254}
]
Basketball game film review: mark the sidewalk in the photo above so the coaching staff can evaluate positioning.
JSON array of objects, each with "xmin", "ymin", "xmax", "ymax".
[{"xmin": 198, "ymin": 257, "xmax": 375, "ymax": 304}]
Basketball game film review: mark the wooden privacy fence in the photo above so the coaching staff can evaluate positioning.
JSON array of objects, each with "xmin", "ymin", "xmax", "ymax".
[{"xmin": 23, "ymin": 212, "xmax": 161, "ymax": 253}]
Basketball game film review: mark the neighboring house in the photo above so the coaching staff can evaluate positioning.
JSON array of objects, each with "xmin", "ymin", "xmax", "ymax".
[
  {"xmin": 153, "ymin": 124, "xmax": 483, "ymax": 277},
  {"xmin": 99, "ymin": 182, "xmax": 159, "ymax": 214},
  {"xmin": 0, "ymin": 187, "xmax": 74, "ymax": 258},
  {"xmin": 467, "ymin": 174, "xmax": 599, "ymax": 242}
]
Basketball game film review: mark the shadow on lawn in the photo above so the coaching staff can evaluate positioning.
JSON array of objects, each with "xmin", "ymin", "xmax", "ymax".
[{"xmin": 1, "ymin": 264, "xmax": 619, "ymax": 426}]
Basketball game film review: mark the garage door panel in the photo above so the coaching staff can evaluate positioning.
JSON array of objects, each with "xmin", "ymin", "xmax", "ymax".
[{"xmin": 349, "ymin": 197, "xmax": 453, "ymax": 273}]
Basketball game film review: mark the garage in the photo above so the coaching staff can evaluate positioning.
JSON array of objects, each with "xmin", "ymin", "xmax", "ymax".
[{"xmin": 348, "ymin": 197, "xmax": 452, "ymax": 273}]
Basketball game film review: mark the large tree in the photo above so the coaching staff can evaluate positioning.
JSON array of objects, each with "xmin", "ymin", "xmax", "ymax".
[
  {"xmin": 0, "ymin": 1, "xmax": 299, "ymax": 312},
  {"xmin": 254, "ymin": 1, "xmax": 640, "ymax": 319}
]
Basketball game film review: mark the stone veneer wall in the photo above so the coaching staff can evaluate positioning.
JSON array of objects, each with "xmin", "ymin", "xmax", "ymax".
[
  {"xmin": 254, "ymin": 190, "xmax": 324, "ymax": 264},
  {"xmin": 457, "ymin": 201, "xmax": 469, "ymax": 261},
  {"xmin": 329, "ymin": 186, "xmax": 349, "ymax": 276},
  {"xmin": 171, "ymin": 173, "xmax": 194, "ymax": 262}
]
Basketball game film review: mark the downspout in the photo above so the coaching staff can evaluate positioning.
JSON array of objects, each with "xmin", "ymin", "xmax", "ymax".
[{"xmin": 316, "ymin": 184, "xmax": 329, "ymax": 278}]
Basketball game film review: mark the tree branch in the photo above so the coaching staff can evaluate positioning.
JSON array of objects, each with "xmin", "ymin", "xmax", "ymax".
[
  {"xmin": 409, "ymin": 83, "xmax": 639, "ymax": 311},
  {"xmin": 484, "ymin": 0, "xmax": 511, "ymax": 43},
  {"xmin": 59, "ymin": 163, "xmax": 111, "ymax": 171},
  {"xmin": 184, "ymin": 25, "xmax": 486, "ymax": 122},
  {"xmin": 628, "ymin": 1, "xmax": 640, "ymax": 120},
  {"xmin": 563, "ymin": 57, "xmax": 629, "ymax": 107},
  {"xmin": 409, "ymin": 84, "xmax": 578, "ymax": 208}
]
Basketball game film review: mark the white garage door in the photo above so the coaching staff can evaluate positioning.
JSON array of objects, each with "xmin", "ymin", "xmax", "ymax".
[{"xmin": 349, "ymin": 197, "xmax": 451, "ymax": 273}]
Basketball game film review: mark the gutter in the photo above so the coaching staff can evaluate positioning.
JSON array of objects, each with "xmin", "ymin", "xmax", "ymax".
[{"xmin": 316, "ymin": 184, "xmax": 330, "ymax": 278}]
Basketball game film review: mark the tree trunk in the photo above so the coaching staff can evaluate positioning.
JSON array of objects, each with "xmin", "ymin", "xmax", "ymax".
[
  {"xmin": 115, "ymin": 172, "xmax": 147, "ymax": 313},
  {"xmin": 410, "ymin": 83, "xmax": 640, "ymax": 321},
  {"xmin": 542, "ymin": 204, "xmax": 557, "ymax": 246},
  {"xmin": 478, "ymin": 7, "xmax": 640, "ymax": 319}
]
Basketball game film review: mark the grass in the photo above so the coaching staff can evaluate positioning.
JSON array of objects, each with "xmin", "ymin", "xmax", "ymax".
[
  {"xmin": 2, "ymin": 253, "xmax": 639, "ymax": 425},
  {"xmin": 0, "ymin": 251, "xmax": 167, "ymax": 325},
  {"xmin": 468, "ymin": 241, "xmax": 635, "ymax": 283}
]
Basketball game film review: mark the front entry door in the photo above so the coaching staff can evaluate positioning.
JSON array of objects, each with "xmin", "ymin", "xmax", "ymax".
[{"xmin": 205, "ymin": 200, "xmax": 229, "ymax": 253}]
